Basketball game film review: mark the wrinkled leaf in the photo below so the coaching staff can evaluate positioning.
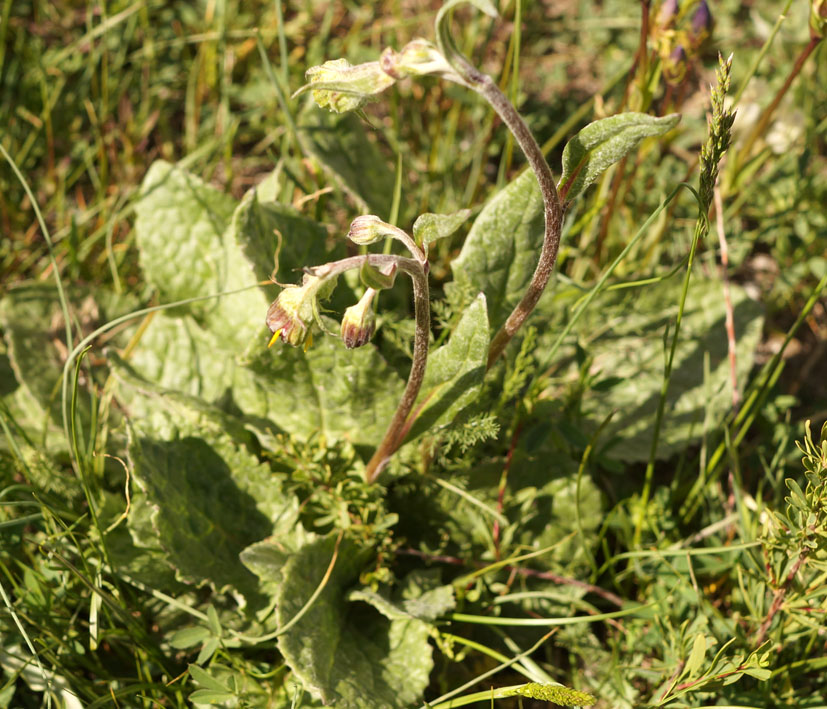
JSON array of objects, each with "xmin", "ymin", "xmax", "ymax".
[
  {"xmin": 240, "ymin": 335, "xmax": 404, "ymax": 447},
  {"xmin": 277, "ymin": 535, "xmax": 433, "ymax": 708},
  {"xmin": 559, "ymin": 112, "xmax": 680, "ymax": 202},
  {"xmin": 407, "ymin": 294, "xmax": 489, "ymax": 441},
  {"xmin": 447, "ymin": 170, "xmax": 543, "ymax": 332},
  {"xmin": 127, "ymin": 411, "xmax": 299, "ymax": 602},
  {"xmin": 230, "ymin": 188, "xmax": 333, "ymax": 287},
  {"xmin": 134, "ymin": 161, "xmax": 238, "ymax": 306},
  {"xmin": 348, "ymin": 581, "xmax": 455, "ymax": 623},
  {"xmin": 135, "ymin": 161, "xmax": 293, "ymax": 350}
]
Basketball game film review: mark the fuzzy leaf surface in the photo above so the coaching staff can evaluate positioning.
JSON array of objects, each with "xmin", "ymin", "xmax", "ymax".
[
  {"xmin": 407, "ymin": 294, "xmax": 489, "ymax": 441},
  {"xmin": 134, "ymin": 161, "xmax": 238, "ymax": 306},
  {"xmin": 413, "ymin": 209, "xmax": 471, "ymax": 252},
  {"xmin": 127, "ymin": 410, "xmax": 298, "ymax": 602},
  {"xmin": 240, "ymin": 336, "xmax": 404, "ymax": 446},
  {"xmin": 447, "ymin": 170, "xmax": 543, "ymax": 332},
  {"xmin": 559, "ymin": 112, "xmax": 680, "ymax": 202},
  {"xmin": 276, "ymin": 536, "xmax": 433, "ymax": 708}
]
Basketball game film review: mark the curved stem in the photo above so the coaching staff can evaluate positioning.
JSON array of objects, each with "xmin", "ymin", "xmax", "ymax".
[
  {"xmin": 365, "ymin": 264, "xmax": 431, "ymax": 483},
  {"xmin": 450, "ymin": 58, "xmax": 563, "ymax": 369}
]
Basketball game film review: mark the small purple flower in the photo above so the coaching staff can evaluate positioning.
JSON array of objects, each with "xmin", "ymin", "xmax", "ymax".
[
  {"xmin": 664, "ymin": 45, "xmax": 688, "ymax": 84},
  {"xmin": 691, "ymin": 0, "xmax": 713, "ymax": 43},
  {"xmin": 657, "ymin": 0, "xmax": 680, "ymax": 28}
]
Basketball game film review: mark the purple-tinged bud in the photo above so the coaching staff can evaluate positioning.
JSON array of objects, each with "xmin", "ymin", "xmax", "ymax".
[
  {"xmin": 664, "ymin": 45, "xmax": 688, "ymax": 85},
  {"xmin": 341, "ymin": 289, "xmax": 377, "ymax": 349},
  {"xmin": 690, "ymin": 0, "xmax": 713, "ymax": 46},
  {"xmin": 347, "ymin": 215, "xmax": 393, "ymax": 245},
  {"xmin": 657, "ymin": 0, "xmax": 680, "ymax": 28},
  {"xmin": 347, "ymin": 215, "xmax": 422, "ymax": 260}
]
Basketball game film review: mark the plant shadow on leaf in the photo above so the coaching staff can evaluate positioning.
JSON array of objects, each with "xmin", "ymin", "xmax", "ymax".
[
  {"xmin": 273, "ymin": 535, "xmax": 433, "ymax": 708},
  {"xmin": 129, "ymin": 433, "xmax": 279, "ymax": 608},
  {"xmin": 576, "ymin": 283, "xmax": 764, "ymax": 462}
]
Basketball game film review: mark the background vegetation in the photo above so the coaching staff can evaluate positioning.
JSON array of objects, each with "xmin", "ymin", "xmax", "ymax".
[{"xmin": 1, "ymin": 0, "xmax": 826, "ymax": 706}]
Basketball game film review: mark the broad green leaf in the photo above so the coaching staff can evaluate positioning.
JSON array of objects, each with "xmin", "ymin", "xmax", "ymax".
[
  {"xmin": 297, "ymin": 103, "xmax": 395, "ymax": 218},
  {"xmin": 240, "ymin": 335, "xmax": 404, "ymax": 447},
  {"xmin": 447, "ymin": 170, "xmax": 543, "ymax": 333},
  {"xmin": 276, "ymin": 535, "xmax": 433, "ymax": 708},
  {"xmin": 169, "ymin": 627, "xmax": 211, "ymax": 649},
  {"xmin": 577, "ymin": 278, "xmax": 764, "ymax": 461},
  {"xmin": 135, "ymin": 161, "xmax": 304, "ymax": 351},
  {"xmin": 558, "ymin": 112, "xmax": 680, "ymax": 202},
  {"xmin": 398, "ymin": 569, "xmax": 457, "ymax": 622},
  {"xmin": 134, "ymin": 160, "xmax": 238, "ymax": 305},
  {"xmin": 127, "ymin": 411, "xmax": 299, "ymax": 602},
  {"xmin": 412, "ymin": 209, "xmax": 471, "ymax": 254},
  {"xmin": 406, "ymin": 294, "xmax": 489, "ymax": 441},
  {"xmin": 116, "ymin": 308, "xmax": 404, "ymax": 448},
  {"xmin": 118, "ymin": 313, "xmax": 237, "ymax": 419},
  {"xmin": 189, "ymin": 664, "xmax": 231, "ymax": 693},
  {"xmin": 188, "ymin": 689, "xmax": 235, "ymax": 704}
]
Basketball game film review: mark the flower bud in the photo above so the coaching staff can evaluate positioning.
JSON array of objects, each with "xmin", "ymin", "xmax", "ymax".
[
  {"xmin": 304, "ymin": 58, "xmax": 396, "ymax": 114},
  {"xmin": 664, "ymin": 45, "xmax": 688, "ymax": 85},
  {"xmin": 341, "ymin": 289, "xmax": 377, "ymax": 349},
  {"xmin": 347, "ymin": 215, "xmax": 391, "ymax": 245},
  {"xmin": 380, "ymin": 39, "xmax": 455, "ymax": 80},
  {"xmin": 689, "ymin": 0, "xmax": 713, "ymax": 47},
  {"xmin": 266, "ymin": 275, "xmax": 327, "ymax": 348},
  {"xmin": 656, "ymin": 0, "xmax": 679, "ymax": 29}
]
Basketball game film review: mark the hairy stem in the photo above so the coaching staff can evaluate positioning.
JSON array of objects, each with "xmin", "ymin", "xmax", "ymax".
[
  {"xmin": 365, "ymin": 263, "xmax": 431, "ymax": 483},
  {"xmin": 454, "ymin": 60, "xmax": 563, "ymax": 370}
]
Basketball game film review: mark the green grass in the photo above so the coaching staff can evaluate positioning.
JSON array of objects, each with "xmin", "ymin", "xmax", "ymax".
[{"xmin": 2, "ymin": 0, "xmax": 827, "ymax": 707}]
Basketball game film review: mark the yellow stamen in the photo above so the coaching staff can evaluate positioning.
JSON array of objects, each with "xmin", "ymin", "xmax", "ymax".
[
  {"xmin": 303, "ymin": 332, "xmax": 314, "ymax": 353},
  {"xmin": 268, "ymin": 329, "xmax": 282, "ymax": 348}
]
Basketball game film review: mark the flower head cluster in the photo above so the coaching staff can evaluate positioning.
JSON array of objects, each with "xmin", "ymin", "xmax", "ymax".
[
  {"xmin": 296, "ymin": 39, "xmax": 458, "ymax": 115},
  {"xmin": 266, "ymin": 274, "xmax": 327, "ymax": 349},
  {"xmin": 650, "ymin": 0, "xmax": 715, "ymax": 86}
]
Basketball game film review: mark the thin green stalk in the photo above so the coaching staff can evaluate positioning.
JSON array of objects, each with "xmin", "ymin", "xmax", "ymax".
[
  {"xmin": 449, "ymin": 601, "xmax": 656, "ymax": 627},
  {"xmin": 632, "ymin": 217, "xmax": 704, "ymax": 547},
  {"xmin": 422, "ymin": 631, "xmax": 554, "ymax": 709}
]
